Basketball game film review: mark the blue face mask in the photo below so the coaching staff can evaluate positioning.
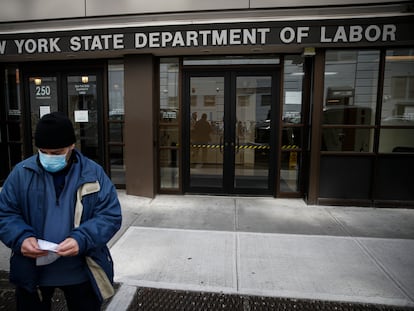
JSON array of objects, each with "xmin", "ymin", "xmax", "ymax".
[{"xmin": 38, "ymin": 150, "xmax": 68, "ymax": 173}]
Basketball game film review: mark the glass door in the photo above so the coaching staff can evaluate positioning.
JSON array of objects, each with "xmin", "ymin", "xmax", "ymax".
[
  {"xmin": 188, "ymin": 75, "xmax": 225, "ymax": 189},
  {"xmin": 234, "ymin": 75, "xmax": 273, "ymax": 191},
  {"xmin": 66, "ymin": 75, "xmax": 101, "ymax": 164},
  {"xmin": 184, "ymin": 71, "xmax": 277, "ymax": 195},
  {"xmin": 26, "ymin": 71, "xmax": 103, "ymax": 165}
]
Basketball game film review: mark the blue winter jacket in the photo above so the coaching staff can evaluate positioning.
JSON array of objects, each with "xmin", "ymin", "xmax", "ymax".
[{"xmin": 0, "ymin": 149, "xmax": 122, "ymax": 301}]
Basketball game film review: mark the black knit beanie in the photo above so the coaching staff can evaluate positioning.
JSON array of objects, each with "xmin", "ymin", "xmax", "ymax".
[{"xmin": 35, "ymin": 112, "xmax": 76, "ymax": 148}]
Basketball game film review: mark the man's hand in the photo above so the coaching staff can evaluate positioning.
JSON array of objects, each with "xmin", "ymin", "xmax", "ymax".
[
  {"xmin": 21, "ymin": 237, "xmax": 48, "ymax": 258},
  {"xmin": 57, "ymin": 237, "xmax": 79, "ymax": 257}
]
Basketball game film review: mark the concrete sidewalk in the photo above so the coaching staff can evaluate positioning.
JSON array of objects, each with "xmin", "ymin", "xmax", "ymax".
[
  {"xmin": 105, "ymin": 192, "xmax": 414, "ymax": 310},
  {"xmin": 0, "ymin": 191, "xmax": 413, "ymax": 310}
]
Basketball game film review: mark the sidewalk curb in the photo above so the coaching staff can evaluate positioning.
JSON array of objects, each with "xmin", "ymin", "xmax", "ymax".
[{"xmin": 106, "ymin": 284, "xmax": 136, "ymax": 311}]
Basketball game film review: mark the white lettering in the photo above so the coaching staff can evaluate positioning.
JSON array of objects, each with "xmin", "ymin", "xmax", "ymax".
[
  {"xmin": 199, "ymin": 30, "xmax": 211, "ymax": 45},
  {"xmin": 14, "ymin": 38, "xmax": 61, "ymax": 54},
  {"xmin": 186, "ymin": 31, "xmax": 198, "ymax": 46},
  {"xmin": 297, "ymin": 27, "xmax": 309, "ymax": 43},
  {"xmin": 172, "ymin": 32, "xmax": 185, "ymax": 47},
  {"xmin": 229, "ymin": 29, "xmax": 242, "ymax": 44},
  {"xmin": 243, "ymin": 29, "xmax": 256, "ymax": 44},
  {"xmin": 280, "ymin": 27, "xmax": 295, "ymax": 43},
  {"xmin": 113, "ymin": 34, "xmax": 124, "ymax": 49},
  {"xmin": 212, "ymin": 30, "xmax": 227, "ymax": 45},
  {"xmin": 349, "ymin": 26, "xmax": 363, "ymax": 42},
  {"xmin": 49, "ymin": 38, "xmax": 61, "ymax": 52},
  {"xmin": 90, "ymin": 36, "xmax": 103, "ymax": 50},
  {"xmin": 257, "ymin": 28, "xmax": 270, "ymax": 44},
  {"xmin": 135, "ymin": 33, "xmax": 147, "ymax": 48},
  {"xmin": 81, "ymin": 36, "xmax": 93, "ymax": 50},
  {"xmin": 70, "ymin": 34, "xmax": 123, "ymax": 50},
  {"xmin": 149, "ymin": 32, "xmax": 160, "ymax": 48},
  {"xmin": 161, "ymin": 32, "xmax": 173, "ymax": 47},
  {"xmin": 0, "ymin": 41, "xmax": 6, "ymax": 54},
  {"xmin": 37, "ymin": 38, "xmax": 48, "ymax": 53},
  {"xmin": 14, "ymin": 40, "xmax": 25, "ymax": 54},
  {"xmin": 365, "ymin": 25, "xmax": 381, "ymax": 42},
  {"xmin": 25, "ymin": 39, "xmax": 37, "ymax": 53},
  {"xmin": 320, "ymin": 26, "xmax": 331, "ymax": 42},
  {"xmin": 100, "ymin": 34, "xmax": 112, "ymax": 49},
  {"xmin": 382, "ymin": 24, "xmax": 396, "ymax": 41},
  {"xmin": 70, "ymin": 37, "xmax": 81, "ymax": 51},
  {"xmin": 333, "ymin": 26, "xmax": 348, "ymax": 42}
]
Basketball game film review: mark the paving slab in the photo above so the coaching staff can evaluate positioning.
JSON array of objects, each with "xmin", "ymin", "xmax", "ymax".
[
  {"xmin": 236, "ymin": 198, "xmax": 347, "ymax": 236},
  {"xmin": 238, "ymin": 232, "xmax": 413, "ymax": 307},
  {"xmin": 112, "ymin": 227, "xmax": 236, "ymax": 293},
  {"xmin": 327, "ymin": 207, "xmax": 414, "ymax": 239},
  {"xmin": 132, "ymin": 195, "xmax": 236, "ymax": 231},
  {"xmin": 357, "ymin": 238, "xmax": 414, "ymax": 301},
  {"xmin": 111, "ymin": 226, "xmax": 414, "ymax": 308}
]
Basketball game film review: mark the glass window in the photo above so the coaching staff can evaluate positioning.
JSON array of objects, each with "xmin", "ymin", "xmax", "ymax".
[
  {"xmin": 379, "ymin": 129, "xmax": 414, "ymax": 153},
  {"xmin": 323, "ymin": 50, "xmax": 380, "ymax": 126},
  {"xmin": 283, "ymin": 55, "xmax": 304, "ymax": 125},
  {"xmin": 381, "ymin": 48, "xmax": 414, "ymax": 125},
  {"xmin": 379, "ymin": 47, "xmax": 414, "ymax": 153},
  {"xmin": 3, "ymin": 66, "xmax": 23, "ymax": 169},
  {"xmin": 159, "ymin": 58, "xmax": 180, "ymax": 190},
  {"xmin": 280, "ymin": 55, "xmax": 304, "ymax": 193},
  {"xmin": 108, "ymin": 60, "xmax": 125, "ymax": 186},
  {"xmin": 322, "ymin": 50, "xmax": 379, "ymax": 152},
  {"xmin": 322, "ymin": 128, "xmax": 374, "ymax": 152}
]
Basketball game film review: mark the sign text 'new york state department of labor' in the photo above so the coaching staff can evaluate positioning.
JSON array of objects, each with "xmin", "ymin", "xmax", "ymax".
[{"xmin": 0, "ymin": 24, "xmax": 401, "ymax": 55}]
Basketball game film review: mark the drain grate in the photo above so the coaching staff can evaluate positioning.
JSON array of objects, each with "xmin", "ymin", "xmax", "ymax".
[
  {"xmin": 127, "ymin": 287, "xmax": 414, "ymax": 311},
  {"xmin": 0, "ymin": 271, "xmax": 117, "ymax": 311}
]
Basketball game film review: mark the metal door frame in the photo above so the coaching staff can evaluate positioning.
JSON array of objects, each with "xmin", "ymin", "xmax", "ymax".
[{"xmin": 182, "ymin": 68, "xmax": 280, "ymax": 195}]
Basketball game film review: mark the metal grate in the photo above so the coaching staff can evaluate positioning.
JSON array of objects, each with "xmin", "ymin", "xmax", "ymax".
[
  {"xmin": 127, "ymin": 287, "xmax": 413, "ymax": 311},
  {"xmin": 0, "ymin": 271, "xmax": 117, "ymax": 311}
]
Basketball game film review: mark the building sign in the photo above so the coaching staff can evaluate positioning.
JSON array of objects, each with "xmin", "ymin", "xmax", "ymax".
[
  {"xmin": 74, "ymin": 83, "xmax": 90, "ymax": 95},
  {"xmin": 0, "ymin": 16, "xmax": 413, "ymax": 57}
]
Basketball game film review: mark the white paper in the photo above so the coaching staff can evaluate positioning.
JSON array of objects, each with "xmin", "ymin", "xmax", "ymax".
[
  {"xmin": 38, "ymin": 239, "xmax": 58, "ymax": 252},
  {"xmin": 39, "ymin": 106, "xmax": 50, "ymax": 118},
  {"xmin": 74, "ymin": 110, "xmax": 88, "ymax": 122},
  {"xmin": 36, "ymin": 239, "xmax": 60, "ymax": 266}
]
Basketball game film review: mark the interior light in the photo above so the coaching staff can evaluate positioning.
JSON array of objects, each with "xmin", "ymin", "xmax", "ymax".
[
  {"xmin": 385, "ymin": 55, "xmax": 414, "ymax": 61},
  {"xmin": 34, "ymin": 78, "xmax": 42, "ymax": 85},
  {"xmin": 81, "ymin": 76, "xmax": 89, "ymax": 83}
]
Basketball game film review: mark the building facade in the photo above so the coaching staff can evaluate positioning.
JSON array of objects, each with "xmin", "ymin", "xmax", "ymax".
[{"xmin": 0, "ymin": 0, "xmax": 413, "ymax": 207}]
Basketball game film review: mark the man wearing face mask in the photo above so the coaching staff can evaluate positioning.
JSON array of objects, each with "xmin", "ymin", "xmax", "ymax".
[{"xmin": 0, "ymin": 112, "xmax": 122, "ymax": 311}]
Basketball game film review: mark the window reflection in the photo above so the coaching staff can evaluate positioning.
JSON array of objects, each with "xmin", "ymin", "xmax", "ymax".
[
  {"xmin": 108, "ymin": 61, "xmax": 125, "ymax": 186},
  {"xmin": 280, "ymin": 55, "xmax": 304, "ymax": 193},
  {"xmin": 159, "ymin": 58, "xmax": 180, "ymax": 190},
  {"xmin": 380, "ymin": 48, "xmax": 414, "ymax": 153},
  {"xmin": 381, "ymin": 48, "xmax": 414, "ymax": 125},
  {"xmin": 322, "ymin": 50, "xmax": 379, "ymax": 152},
  {"xmin": 323, "ymin": 50, "xmax": 379, "ymax": 126}
]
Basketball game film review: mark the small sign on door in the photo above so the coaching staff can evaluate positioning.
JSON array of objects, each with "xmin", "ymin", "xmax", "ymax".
[
  {"xmin": 74, "ymin": 110, "xmax": 88, "ymax": 122},
  {"xmin": 39, "ymin": 106, "xmax": 51, "ymax": 118}
]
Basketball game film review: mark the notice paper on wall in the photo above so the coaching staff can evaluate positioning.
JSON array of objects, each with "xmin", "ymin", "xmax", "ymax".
[
  {"xmin": 74, "ymin": 110, "xmax": 88, "ymax": 122},
  {"xmin": 39, "ymin": 106, "xmax": 50, "ymax": 118}
]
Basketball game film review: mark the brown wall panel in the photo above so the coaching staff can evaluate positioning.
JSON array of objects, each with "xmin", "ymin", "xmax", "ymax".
[{"xmin": 124, "ymin": 55, "xmax": 156, "ymax": 198}]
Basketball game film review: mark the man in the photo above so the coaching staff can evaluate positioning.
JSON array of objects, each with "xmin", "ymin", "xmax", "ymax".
[{"xmin": 0, "ymin": 112, "xmax": 122, "ymax": 311}]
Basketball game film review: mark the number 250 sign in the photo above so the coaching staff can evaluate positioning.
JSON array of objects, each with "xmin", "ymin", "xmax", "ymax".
[{"xmin": 35, "ymin": 85, "xmax": 51, "ymax": 99}]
